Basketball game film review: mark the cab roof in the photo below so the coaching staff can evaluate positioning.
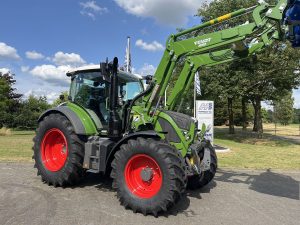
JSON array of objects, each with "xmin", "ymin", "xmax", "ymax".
[{"xmin": 66, "ymin": 64, "xmax": 143, "ymax": 80}]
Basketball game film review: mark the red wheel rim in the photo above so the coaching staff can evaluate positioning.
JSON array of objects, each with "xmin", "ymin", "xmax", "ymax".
[
  {"xmin": 41, "ymin": 128, "xmax": 68, "ymax": 172},
  {"xmin": 124, "ymin": 154, "xmax": 162, "ymax": 199}
]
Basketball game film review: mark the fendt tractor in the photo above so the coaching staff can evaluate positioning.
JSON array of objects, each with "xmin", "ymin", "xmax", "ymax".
[{"xmin": 33, "ymin": 0, "xmax": 299, "ymax": 216}]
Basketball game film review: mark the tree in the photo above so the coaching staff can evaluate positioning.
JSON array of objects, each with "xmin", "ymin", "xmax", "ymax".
[
  {"xmin": 237, "ymin": 45, "xmax": 300, "ymax": 134},
  {"xmin": 0, "ymin": 71, "xmax": 22, "ymax": 128},
  {"xmin": 274, "ymin": 92, "xmax": 294, "ymax": 125}
]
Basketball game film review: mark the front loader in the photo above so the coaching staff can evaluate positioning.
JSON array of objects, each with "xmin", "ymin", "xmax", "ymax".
[{"xmin": 33, "ymin": 0, "xmax": 300, "ymax": 216}]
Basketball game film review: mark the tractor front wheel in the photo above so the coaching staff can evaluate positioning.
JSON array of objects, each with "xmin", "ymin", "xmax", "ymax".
[
  {"xmin": 111, "ymin": 137, "xmax": 187, "ymax": 216},
  {"xmin": 33, "ymin": 113, "xmax": 85, "ymax": 187}
]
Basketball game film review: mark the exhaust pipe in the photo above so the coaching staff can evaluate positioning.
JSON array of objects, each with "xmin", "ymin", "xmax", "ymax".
[{"xmin": 108, "ymin": 57, "xmax": 122, "ymax": 138}]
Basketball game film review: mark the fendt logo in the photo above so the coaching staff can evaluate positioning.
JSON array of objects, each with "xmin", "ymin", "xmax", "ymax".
[{"xmin": 194, "ymin": 38, "xmax": 212, "ymax": 47}]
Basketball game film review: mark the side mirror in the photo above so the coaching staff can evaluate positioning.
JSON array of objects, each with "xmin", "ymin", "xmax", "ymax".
[
  {"xmin": 59, "ymin": 94, "xmax": 65, "ymax": 101},
  {"xmin": 100, "ymin": 62, "xmax": 108, "ymax": 75},
  {"xmin": 121, "ymin": 90, "xmax": 126, "ymax": 98},
  {"xmin": 100, "ymin": 59, "xmax": 111, "ymax": 82},
  {"xmin": 145, "ymin": 75, "xmax": 153, "ymax": 85}
]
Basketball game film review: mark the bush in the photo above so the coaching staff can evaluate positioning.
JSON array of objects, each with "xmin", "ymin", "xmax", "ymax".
[{"xmin": 0, "ymin": 127, "xmax": 12, "ymax": 136}]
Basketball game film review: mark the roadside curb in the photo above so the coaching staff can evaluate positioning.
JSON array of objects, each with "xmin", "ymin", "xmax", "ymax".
[{"xmin": 214, "ymin": 144, "xmax": 231, "ymax": 153}]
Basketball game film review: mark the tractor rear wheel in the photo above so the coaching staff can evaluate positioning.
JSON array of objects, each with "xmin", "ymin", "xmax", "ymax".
[
  {"xmin": 111, "ymin": 137, "xmax": 187, "ymax": 216},
  {"xmin": 187, "ymin": 144, "xmax": 217, "ymax": 190},
  {"xmin": 33, "ymin": 113, "xmax": 85, "ymax": 187}
]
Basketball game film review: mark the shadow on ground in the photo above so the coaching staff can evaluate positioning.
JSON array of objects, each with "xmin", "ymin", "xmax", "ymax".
[
  {"xmin": 215, "ymin": 169, "xmax": 300, "ymax": 200},
  {"xmin": 74, "ymin": 169, "xmax": 299, "ymax": 217},
  {"xmin": 76, "ymin": 172, "xmax": 217, "ymax": 217}
]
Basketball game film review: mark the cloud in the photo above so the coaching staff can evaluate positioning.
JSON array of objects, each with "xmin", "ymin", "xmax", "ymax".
[
  {"xmin": 52, "ymin": 51, "xmax": 86, "ymax": 66},
  {"xmin": 80, "ymin": 1, "xmax": 108, "ymax": 20},
  {"xmin": 29, "ymin": 64, "xmax": 72, "ymax": 86},
  {"xmin": 136, "ymin": 63, "xmax": 157, "ymax": 76},
  {"xmin": 24, "ymin": 89, "xmax": 59, "ymax": 104},
  {"xmin": 136, "ymin": 39, "xmax": 164, "ymax": 52},
  {"xmin": 0, "ymin": 68, "xmax": 10, "ymax": 74},
  {"xmin": 114, "ymin": 0, "xmax": 208, "ymax": 26},
  {"xmin": 26, "ymin": 51, "xmax": 45, "ymax": 60},
  {"xmin": 0, "ymin": 42, "xmax": 20, "ymax": 60},
  {"xmin": 21, "ymin": 66, "xmax": 30, "ymax": 72},
  {"xmin": 27, "ymin": 51, "xmax": 86, "ymax": 87}
]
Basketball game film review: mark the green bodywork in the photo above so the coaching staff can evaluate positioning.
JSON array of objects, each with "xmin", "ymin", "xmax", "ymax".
[
  {"xmin": 154, "ymin": 111, "xmax": 196, "ymax": 156},
  {"xmin": 129, "ymin": 0, "xmax": 289, "ymax": 156}
]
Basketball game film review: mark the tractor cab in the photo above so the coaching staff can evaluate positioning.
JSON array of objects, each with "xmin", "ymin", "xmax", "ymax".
[{"xmin": 66, "ymin": 65, "xmax": 144, "ymax": 132}]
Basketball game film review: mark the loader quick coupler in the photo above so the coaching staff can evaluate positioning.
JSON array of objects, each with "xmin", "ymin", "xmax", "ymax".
[
  {"xmin": 188, "ymin": 142, "xmax": 203, "ymax": 175},
  {"xmin": 188, "ymin": 141, "xmax": 212, "ymax": 176}
]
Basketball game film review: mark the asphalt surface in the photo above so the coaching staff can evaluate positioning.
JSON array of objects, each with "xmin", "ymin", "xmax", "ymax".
[{"xmin": 0, "ymin": 163, "xmax": 299, "ymax": 225}]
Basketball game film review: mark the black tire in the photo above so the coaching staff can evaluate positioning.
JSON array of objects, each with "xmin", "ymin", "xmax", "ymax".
[
  {"xmin": 33, "ymin": 113, "xmax": 85, "ymax": 187},
  {"xmin": 110, "ymin": 137, "xmax": 187, "ymax": 216},
  {"xmin": 187, "ymin": 144, "xmax": 217, "ymax": 190}
]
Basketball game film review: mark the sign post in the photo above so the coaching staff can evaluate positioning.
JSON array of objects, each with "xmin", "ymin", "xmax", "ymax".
[{"xmin": 195, "ymin": 101, "xmax": 214, "ymax": 145}]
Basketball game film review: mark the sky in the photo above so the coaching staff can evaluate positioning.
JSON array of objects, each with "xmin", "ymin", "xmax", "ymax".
[{"xmin": 0, "ymin": 0, "xmax": 299, "ymax": 108}]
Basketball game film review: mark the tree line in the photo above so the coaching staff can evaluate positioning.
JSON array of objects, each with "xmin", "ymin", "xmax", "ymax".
[{"xmin": 0, "ymin": 71, "xmax": 63, "ymax": 129}]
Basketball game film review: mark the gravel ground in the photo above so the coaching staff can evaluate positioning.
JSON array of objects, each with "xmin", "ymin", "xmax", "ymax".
[{"xmin": 0, "ymin": 163, "xmax": 299, "ymax": 225}]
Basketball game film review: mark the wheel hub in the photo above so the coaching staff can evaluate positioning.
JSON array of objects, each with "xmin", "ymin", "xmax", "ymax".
[{"xmin": 140, "ymin": 167, "xmax": 153, "ymax": 182}]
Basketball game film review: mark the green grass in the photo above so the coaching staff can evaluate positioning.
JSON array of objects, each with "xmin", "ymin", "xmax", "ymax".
[
  {"xmin": 263, "ymin": 123, "xmax": 300, "ymax": 136},
  {"xmin": 215, "ymin": 126, "xmax": 300, "ymax": 170},
  {"xmin": 0, "ymin": 130, "xmax": 34, "ymax": 162},
  {"xmin": 0, "ymin": 127, "xmax": 299, "ymax": 170}
]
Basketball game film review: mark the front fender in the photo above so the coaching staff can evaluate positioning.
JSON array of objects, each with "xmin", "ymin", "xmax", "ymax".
[{"xmin": 105, "ymin": 130, "xmax": 160, "ymax": 169}]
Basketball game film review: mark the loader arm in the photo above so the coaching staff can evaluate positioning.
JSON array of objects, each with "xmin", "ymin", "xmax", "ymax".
[
  {"xmin": 126, "ymin": 0, "xmax": 300, "ymax": 155},
  {"xmin": 138, "ymin": 0, "xmax": 297, "ymax": 115}
]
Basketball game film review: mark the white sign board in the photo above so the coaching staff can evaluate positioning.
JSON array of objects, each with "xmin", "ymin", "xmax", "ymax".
[{"xmin": 195, "ymin": 101, "xmax": 214, "ymax": 144}]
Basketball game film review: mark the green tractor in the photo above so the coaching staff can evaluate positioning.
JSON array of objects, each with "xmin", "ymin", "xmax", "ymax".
[{"xmin": 33, "ymin": 0, "xmax": 299, "ymax": 216}]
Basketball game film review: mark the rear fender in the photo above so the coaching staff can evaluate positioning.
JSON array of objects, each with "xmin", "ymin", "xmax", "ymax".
[{"xmin": 38, "ymin": 105, "xmax": 98, "ymax": 135}]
